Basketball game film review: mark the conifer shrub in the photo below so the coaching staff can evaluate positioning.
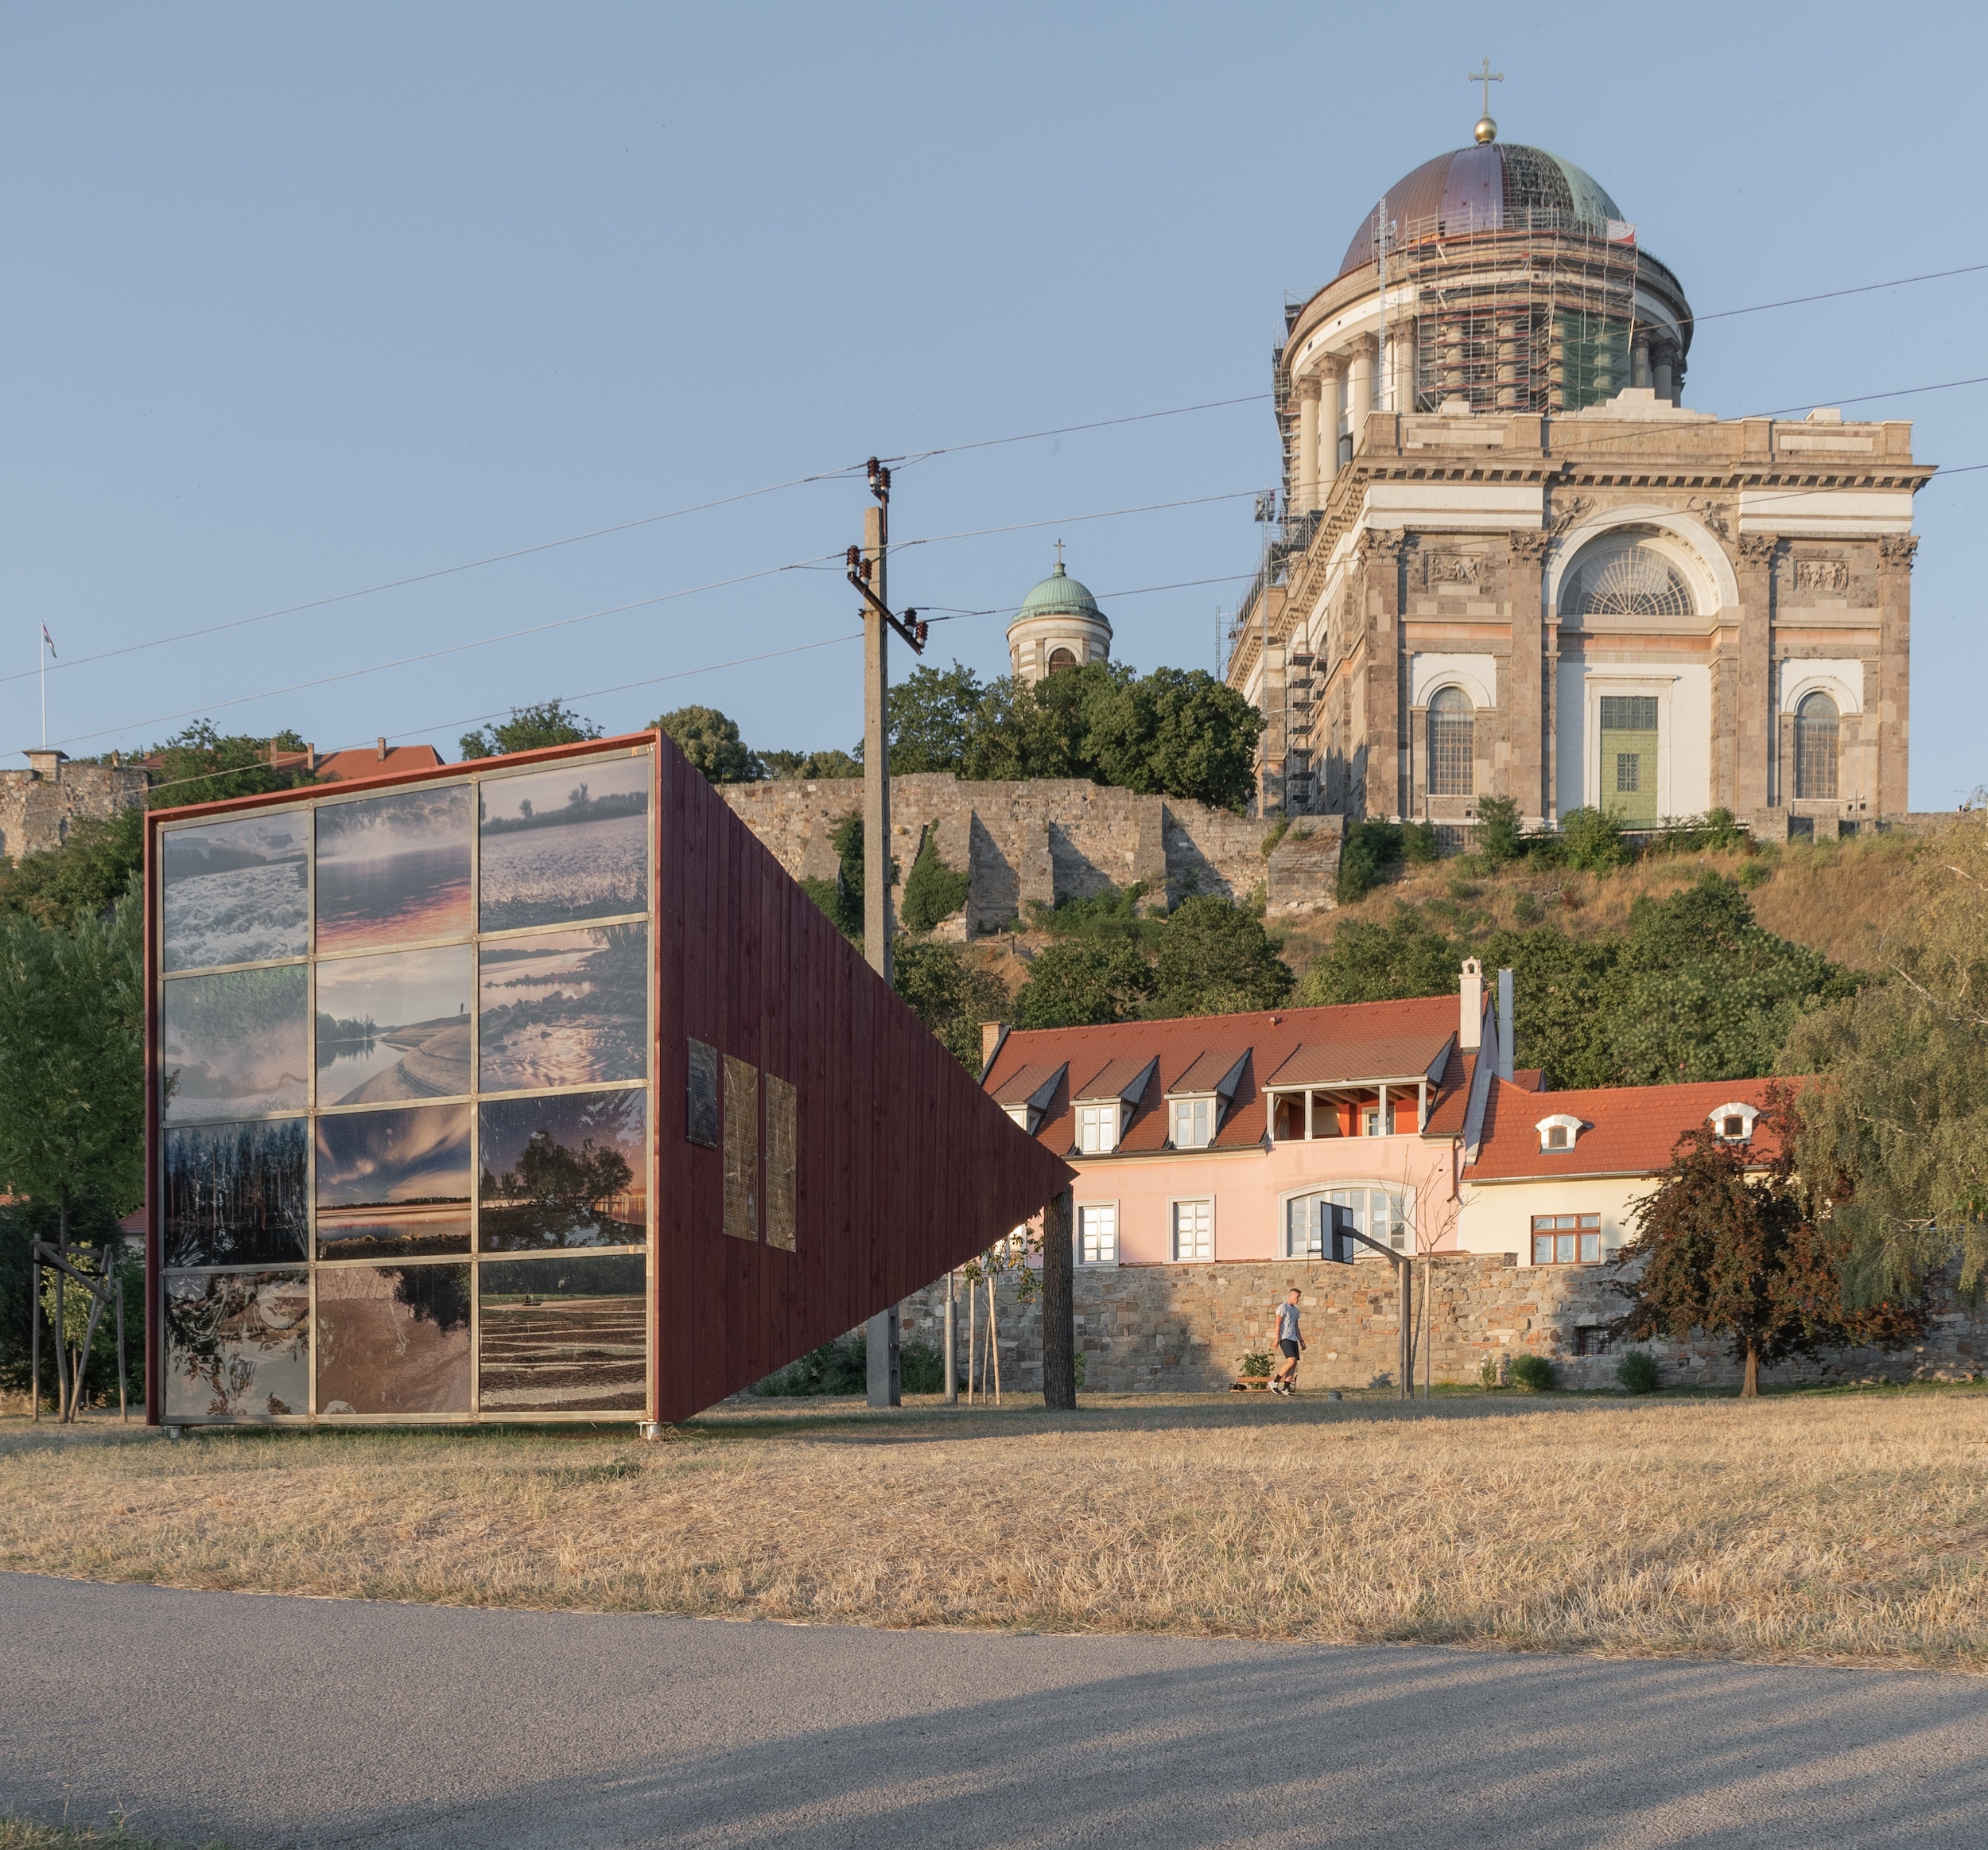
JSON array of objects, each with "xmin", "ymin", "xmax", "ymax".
[{"xmin": 1474, "ymin": 796, "xmax": 1523, "ymax": 867}]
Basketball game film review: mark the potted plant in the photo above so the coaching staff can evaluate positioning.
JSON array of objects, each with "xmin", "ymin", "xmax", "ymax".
[{"xmin": 1232, "ymin": 1350, "xmax": 1276, "ymax": 1392}]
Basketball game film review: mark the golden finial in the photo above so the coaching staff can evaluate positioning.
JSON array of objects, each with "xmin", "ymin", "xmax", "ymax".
[{"xmin": 1470, "ymin": 59, "xmax": 1503, "ymax": 142}]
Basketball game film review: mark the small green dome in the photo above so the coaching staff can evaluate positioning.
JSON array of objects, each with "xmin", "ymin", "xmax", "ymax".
[{"xmin": 1015, "ymin": 562, "xmax": 1103, "ymax": 622}]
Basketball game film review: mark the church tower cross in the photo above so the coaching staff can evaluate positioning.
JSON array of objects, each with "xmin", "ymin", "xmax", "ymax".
[{"xmin": 1469, "ymin": 60, "xmax": 1503, "ymax": 143}]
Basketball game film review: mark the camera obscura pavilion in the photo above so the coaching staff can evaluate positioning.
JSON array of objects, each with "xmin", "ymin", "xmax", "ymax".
[{"xmin": 146, "ymin": 733, "xmax": 1069, "ymax": 1426}]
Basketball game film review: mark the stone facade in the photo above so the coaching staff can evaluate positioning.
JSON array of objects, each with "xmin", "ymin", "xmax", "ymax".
[
  {"xmin": 0, "ymin": 751, "xmax": 149, "ymax": 862},
  {"xmin": 721, "ymin": 772, "xmax": 1342, "ymax": 929},
  {"xmin": 903, "ymin": 1255, "xmax": 1987, "ymax": 1396}
]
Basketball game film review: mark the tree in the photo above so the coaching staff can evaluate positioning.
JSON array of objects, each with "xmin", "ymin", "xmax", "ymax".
[
  {"xmin": 460, "ymin": 700, "xmax": 602, "ymax": 761},
  {"xmin": 0, "ymin": 810, "xmax": 144, "ymax": 923},
  {"xmin": 1149, "ymin": 896, "xmax": 1293, "ymax": 1017},
  {"xmin": 1085, "ymin": 667, "xmax": 1264, "ymax": 812},
  {"xmin": 1296, "ymin": 906, "xmax": 1459, "ymax": 1007},
  {"xmin": 649, "ymin": 705, "xmax": 761, "ymax": 783},
  {"xmin": 1474, "ymin": 795, "xmax": 1523, "ymax": 867},
  {"xmin": 0, "ymin": 893, "xmax": 146, "ymax": 1418},
  {"xmin": 892, "ymin": 939, "xmax": 1009, "ymax": 1070},
  {"xmin": 886, "ymin": 662, "xmax": 985, "ymax": 775},
  {"xmin": 1784, "ymin": 813, "xmax": 1988, "ymax": 1298},
  {"xmin": 760, "ymin": 748, "xmax": 860, "ymax": 781},
  {"xmin": 1014, "ymin": 939, "xmax": 1155, "ymax": 1028},
  {"xmin": 1613, "ymin": 1110, "xmax": 1923, "ymax": 1397}
]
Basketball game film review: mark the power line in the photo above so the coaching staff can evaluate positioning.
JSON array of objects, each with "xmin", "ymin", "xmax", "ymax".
[
  {"xmin": 1687, "ymin": 260, "xmax": 1988, "ymax": 327},
  {"xmin": 920, "ymin": 571, "xmax": 1258, "ymax": 623},
  {"xmin": 886, "ymin": 393, "xmax": 1268, "ymax": 468},
  {"xmin": 1746, "ymin": 374, "xmax": 1988, "ymax": 420}
]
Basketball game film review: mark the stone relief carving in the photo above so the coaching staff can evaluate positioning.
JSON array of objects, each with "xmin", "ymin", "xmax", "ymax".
[
  {"xmin": 1685, "ymin": 497, "xmax": 1732, "ymax": 540},
  {"xmin": 1793, "ymin": 558, "xmax": 1850, "ymax": 594},
  {"xmin": 1547, "ymin": 494, "xmax": 1593, "ymax": 536},
  {"xmin": 1508, "ymin": 531, "xmax": 1554, "ymax": 565},
  {"xmin": 1737, "ymin": 533, "xmax": 1780, "ymax": 569},
  {"xmin": 1422, "ymin": 552, "xmax": 1483, "ymax": 589},
  {"xmin": 1879, "ymin": 534, "xmax": 1920, "ymax": 569},
  {"xmin": 1359, "ymin": 527, "xmax": 1408, "ymax": 560}
]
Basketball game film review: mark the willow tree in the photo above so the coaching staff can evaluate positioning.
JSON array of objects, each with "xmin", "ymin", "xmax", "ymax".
[
  {"xmin": 1784, "ymin": 812, "xmax": 1988, "ymax": 1300},
  {"xmin": 0, "ymin": 893, "xmax": 146, "ymax": 1417}
]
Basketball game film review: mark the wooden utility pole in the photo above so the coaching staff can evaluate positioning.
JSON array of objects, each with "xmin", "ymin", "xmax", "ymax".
[
  {"xmin": 846, "ymin": 461, "xmax": 928, "ymax": 1411},
  {"xmin": 1039, "ymin": 1188, "xmax": 1075, "ymax": 1409}
]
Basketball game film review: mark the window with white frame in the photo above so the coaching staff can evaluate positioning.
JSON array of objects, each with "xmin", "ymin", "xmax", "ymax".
[
  {"xmin": 1708, "ymin": 1102, "xmax": 1759, "ymax": 1143},
  {"xmin": 1532, "ymin": 1213, "xmax": 1601, "ymax": 1265},
  {"xmin": 1075, "ymin": 1102, "xmax": 1118, "ymax": 1154},
  {"xmin": 1171, "ymin": 1199, "xmax": 1212, "ymax": 1262},
  {"xmin": 1077, "ymin": 1203, "xmax": 1118, "ymax": 1266},
  {"xmin": 1536, "ymin": 1113, "xmax": 1584, "ymax": 1152},
  {"xmin": 1171, "ymin": 1097, "xmax": 1214, "ymax": 1149},
  {"xmin": 1284, "ymin": 1185, "xmax": 1413, "ymax": 1259}
]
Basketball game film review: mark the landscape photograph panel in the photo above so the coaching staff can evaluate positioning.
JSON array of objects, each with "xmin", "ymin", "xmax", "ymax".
[
  {"xmin": 478, "ymin": 1087, "xmax": 647, "ymax": 1250},
  {"xmin": 478, "ymin": 923, "xmax": 646, "ymax": 1092},
  {"xmin": 162, "ymin": 1117, "xmax": 309, "ymax": 1267},
  {"xmin": 160, "ymin": 814, "xmax": 309, "ymax": 972},
  {"xmin": 162, "ymin": 1269, "xmax": 311, "ymax": 1421},
  {"xmin": 479, "ymin": 752, "xmax": 650, "ymax": 932},
  {"xmin": 315, "ymin": 1103, "xmax": 474, "ymax": 1259},
  {"xmin": 315, "ymin": 785, "xmax": 472, "ymax": 952},
  {"xmin": 314, "ymin": 1263, "xmax": 472, "ymax": 1415},
  {"xmin": 316, "ymin": 943, "xmax": 472, "ymax": 1105},
  {"xmin": 161, "ymin": 963, "xmax": 310, "ymax": 1122},
  {"xmin": 477, "ymin": 1253, "xmax": 646, "ymax": 1413}
]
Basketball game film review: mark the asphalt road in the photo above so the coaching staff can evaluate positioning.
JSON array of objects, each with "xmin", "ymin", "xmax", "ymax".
[{"xmin": 5, "ymin": 1572, "xmax": 1986, "ymax": 1848}]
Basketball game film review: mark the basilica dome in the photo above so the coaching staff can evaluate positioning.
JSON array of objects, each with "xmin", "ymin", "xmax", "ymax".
[
  {"xmin": 1007, "ymin": 558, "xmax": 1111, "ymax": 686},
  {"xmin": 1337, "ymin": 141, "xmax": 1624, "ymax": 278}
]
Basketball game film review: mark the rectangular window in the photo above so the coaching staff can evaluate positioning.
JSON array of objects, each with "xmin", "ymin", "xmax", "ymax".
[
  {"xmin": 1171, "ymin": 1199, "xmax": 1212, "ymax": 1262},
  {"xmin": 686, "ymin": 1039, "xmax": 719, "ymax": 1147},
  {"xmin": 1615, "ymin": 752, "xmax": 1640, "ymax": 794},
  {"xmin": 723, "ymin": 1055, "xmax": 759, "ymax": 1241},
  {"xmin": 765, "ymin": 1073, "xmax": 796, "ymax": 1253},
  {"xmin": 1598, "ymin": 696, "xmax": 1659, "ymax": 826},
  {"xmin": 1530, "ymin": 1212, "xmax": 1602, "ymax": 1265},
  {"xmin": 1575, "ymin": 1325, "xmax": 1613, "ymax": 1357},
  {"xmin": 1077, "ymin": 1203, "xmax": 1118, "ymax": 1267},
  {"xmin": 1361, "ymin": 1103, "xmax": 1400, "ymax": 1137},
  {"xmin": 1075, "ymin": 1103, "xmax": 1117, "ymax": 1154},
  {"xmin": 1171, "ymin": 1098, "xmax": 1213, "ymax": 1149}
]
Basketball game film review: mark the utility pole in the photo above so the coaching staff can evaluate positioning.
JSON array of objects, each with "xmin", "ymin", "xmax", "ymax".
[{"xmin": 848, "ymin": 459, "xmax": 928, "ymax": 1410}]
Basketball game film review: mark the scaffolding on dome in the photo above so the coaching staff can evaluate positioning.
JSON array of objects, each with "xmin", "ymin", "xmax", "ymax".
[{"xmin": 1391, "ymin": 204, "xmax": 1641, "ymax": 415}]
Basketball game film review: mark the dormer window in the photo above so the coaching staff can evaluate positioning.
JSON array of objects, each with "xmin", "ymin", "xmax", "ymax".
[
  {"xmin": 1536, "ymin": 1113, "xmax": 1584, "ymax": 1153},
  {"xmin": 1075, "ymin": 1102, "xmax": 1120, "ymax": 1154},
  {"xmin": 1710, "ymin": 1102, "xmax": 1759, "ymax": 1143},
  {"xmin": 1172, "ymin": 1097, "xmax": 1214, "ymax": 1149}
]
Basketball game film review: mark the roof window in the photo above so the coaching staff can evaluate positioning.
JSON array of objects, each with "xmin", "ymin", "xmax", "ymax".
[
  {"xmin": 1710, "ymin": 1102, "xmax": 1759, "ymax": 1143},
  {"xmin": 1165, "ymin": 1051, "xmax": 1248, "ymax": 1151},
  {"xmin": 1535, "ymin": 1112, "xmax": 1584, "ymax": 1152}
]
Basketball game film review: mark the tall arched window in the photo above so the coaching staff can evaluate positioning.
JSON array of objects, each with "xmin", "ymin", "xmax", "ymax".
[
  {"xmin": 1046, "ymin": 647, "xmax": 1077, "ymax": 673},
  {"xmin": 1794, "ymin": 690, "xmax": 1839, "ymax": 799},
  {"xmin": 1427, "ymin": 686, "xmax": 1474, "ymax": 796}
]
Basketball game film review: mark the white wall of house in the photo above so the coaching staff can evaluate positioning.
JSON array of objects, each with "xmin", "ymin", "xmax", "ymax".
[{"xmin": 1456, "ymin": 1176, "xmax": 1651, "ymax": 1261}]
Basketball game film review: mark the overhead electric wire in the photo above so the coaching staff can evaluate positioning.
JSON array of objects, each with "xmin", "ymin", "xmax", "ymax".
[{"xmin": 1686, "ymin": 261, "xmax": 1988, "ymax": 327}]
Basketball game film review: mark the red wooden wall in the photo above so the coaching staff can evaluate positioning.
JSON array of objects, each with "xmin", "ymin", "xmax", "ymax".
[{"xmin": 651, "ymin": 733, "xmax": 1073, "ymax": 1420}]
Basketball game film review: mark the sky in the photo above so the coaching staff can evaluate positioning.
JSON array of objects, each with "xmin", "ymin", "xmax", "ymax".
[{"xmin": 4, "ymin": 1, "xmax": 1984, "ymax": 807}]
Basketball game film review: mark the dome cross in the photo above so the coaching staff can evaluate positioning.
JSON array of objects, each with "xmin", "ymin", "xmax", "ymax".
[{"xmin": 1468, "ymin": 59, "xmax": 1502, "ymax": 143}]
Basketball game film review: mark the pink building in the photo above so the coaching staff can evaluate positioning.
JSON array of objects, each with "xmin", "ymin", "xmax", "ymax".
[{"xmin": 980, "ymin": 973, "xmax": 1528, "ymax": 1272}]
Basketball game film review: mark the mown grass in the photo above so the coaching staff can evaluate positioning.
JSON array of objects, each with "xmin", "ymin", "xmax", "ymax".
[
  {"xmin": 4, "ymin": 1389, "xmax": 1986, "ymax": 1673},
  {"xmin": 0, "ymin": 1821, "xmax": 223, "ymax": 1848}
]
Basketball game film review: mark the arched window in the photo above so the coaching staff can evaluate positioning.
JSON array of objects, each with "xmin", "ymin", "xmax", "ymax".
[
  {"xmin": 1046, "ymin": 647, "xmax": 1077, "ymax": 673},
  {"xmin": 1564, "ymin": 542, "xmax": 1696, "ymax": 619},
  {"xmin": 1794, "ymin": 690, "xmax": 1839, "ymax": 799},
  {"xmin": 1284, "ymin": 1184, "xmax": 1414, "ymax": 1260},
  {"xmin": 1427, "ymin": 686, "xmax": 1474, "ymax": 796}
]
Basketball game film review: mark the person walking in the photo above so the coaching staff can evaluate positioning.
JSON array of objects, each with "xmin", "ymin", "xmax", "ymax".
[{"xmin": 1271, "ymin": 1288, "xmax": 1305, "ymax": 1395}]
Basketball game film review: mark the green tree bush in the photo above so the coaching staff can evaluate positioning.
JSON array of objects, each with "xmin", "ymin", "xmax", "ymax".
[
  {"xmin": 891, "ymin": 939, "xmax": 1008, "ymax": 1070},
  {"xmin": 1336, "ymin": 820, "xmax": 1401, "ymax": 903},
  {"xmin": 759, "ymin": 747, "xmax": 860, "ymax": 780},
  {"xmin": 1508, "ymin": 1352, "xmax": 1556, "ymax": 1391},
  {"xmin": 1559, "ymin": 805, "xmax": 1632, "ymax": 872},
  {"xmin": 1474, "ymin": 795, "xmax": 1523, "ymax": 868},
  {"xmin": 1014, "ymin": 939, "xmax": 1155, "ymax": 1028},
  {"xmin": 1148, "ymin": 897, "xmax": 1294, "ymax": 1017},
  {"xmin": 649, "ymin": 705, "xmax": 760, "ymax": 783},
  {"xmin": 900, "ymin": 830, "xmax": 970, "ymax": 933},
  {"xmin": 1615, "ymin": 1350, "xmax": 1660, "ymax": 1393},
  {"xmin": 461, "ymin": 699, "xmax": 601, "ymax": 761}
]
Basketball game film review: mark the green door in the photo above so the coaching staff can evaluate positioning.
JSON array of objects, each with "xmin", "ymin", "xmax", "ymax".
[{"xmin": 1598, "ymin": 695, "xmax": 1658, "ymax": 824}]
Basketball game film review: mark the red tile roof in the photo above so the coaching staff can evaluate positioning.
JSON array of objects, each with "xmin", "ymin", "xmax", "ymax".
[
  {"xmin": 1467, "ymin": 1076, "xmax": 1788, "ymax": 1180},
  {"xmin": 1171, "ymin": 1049, "xmax": 1252, "ymax": 1096},
  {"xmin": 314, "ymin": 744, "xmax": 445, "ymax": 783},
  {"xmin": 1262, "ymin": 1029, "xmax": 1458, "ymax": 1088},
  {"xmin": 1072, "ymin": 1055, "xmax": 1159, "ymax": 1103},
  {"xmin": 983, "ymin": 996, "xmax": 1466, "ymax": 1159}
]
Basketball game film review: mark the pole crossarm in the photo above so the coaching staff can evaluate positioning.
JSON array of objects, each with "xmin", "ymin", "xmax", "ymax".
[{"xmin": 844, "ymin": 549, "xmax": 927, "ymax": 654}]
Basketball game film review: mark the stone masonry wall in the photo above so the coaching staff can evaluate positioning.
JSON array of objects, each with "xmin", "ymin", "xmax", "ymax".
[
  {"xmin": 721, "ymin": 773, "xmax": 1338, "ymax": 931},
  {"xmin": 901, "ymin": 1256, "xmax": 1988, "ymax": 1395},
  {"xmin": 0, "ymin": 760, "xmax": 150, "ymax": 862}
]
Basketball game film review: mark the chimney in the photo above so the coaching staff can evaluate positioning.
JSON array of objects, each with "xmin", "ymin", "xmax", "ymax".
[
  {"xmin": 1458, "ymin": 958, "xmax": 1484, "ymax": 1051},
  {"xmin": 1497, "ymin": 967, "xmax": 1515, "ymax": 1083},
  {"xmin": 23, "ymin": 748, "xmax": 66, "ymax": 782},
  {"xmin": 980, "ymin": 1020, "xmax": 1009, "ymax": 1075},
  {"xmin": 376, "ymin": 737, "xmax": 388, "ymax": 761}
]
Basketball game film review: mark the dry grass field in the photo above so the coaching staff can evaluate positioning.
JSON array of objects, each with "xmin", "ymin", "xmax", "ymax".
[{"xmin": 4, "ymin": 1389, "xmax": 1986, "ymax": 1673}]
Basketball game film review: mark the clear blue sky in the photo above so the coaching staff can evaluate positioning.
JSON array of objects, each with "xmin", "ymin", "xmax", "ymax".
[{"xmin": 4, "ymin": 2, "xmax": 1983, "ymax": 806}]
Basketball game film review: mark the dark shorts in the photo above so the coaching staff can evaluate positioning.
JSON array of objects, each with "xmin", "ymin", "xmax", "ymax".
[{"xmin": 1279, "ymin": 1339, "xmax": 1301, "ymax": 1358}]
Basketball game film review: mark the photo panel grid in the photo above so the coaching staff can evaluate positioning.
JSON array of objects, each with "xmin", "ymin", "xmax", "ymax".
[
  {"xmin": 160, "ymin": 812, "xmax": 309, "ymax": 973},
  {"xmin": 477, "ymin": 752, "xmax": 650, "ymax": 934},
  {"xmin": 315, "ymin": 784, "xmax": 473, "ymax": 954}
]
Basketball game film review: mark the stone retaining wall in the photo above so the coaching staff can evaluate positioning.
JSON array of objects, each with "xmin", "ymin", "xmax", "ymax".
[{"xmin": 900, "ymin": 1255, "xmax": 1987, "ymax": 1394}]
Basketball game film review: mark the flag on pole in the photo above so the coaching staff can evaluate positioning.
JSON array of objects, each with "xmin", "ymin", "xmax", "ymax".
[{"xmin": 41, "ymin": 624, "xmax": 56, "ymax": 659}]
